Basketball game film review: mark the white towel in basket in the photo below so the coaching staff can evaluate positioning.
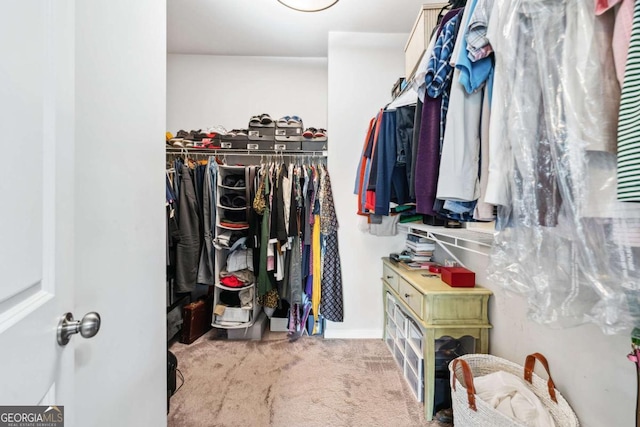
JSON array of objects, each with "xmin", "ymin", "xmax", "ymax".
[{"xmin": 474, "ymin": 370, "xmax": 556, "ymax": 427}]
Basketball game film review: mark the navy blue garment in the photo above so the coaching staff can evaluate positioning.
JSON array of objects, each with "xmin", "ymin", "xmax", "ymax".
[
  {"xmin": 374, "ymin": 110, "xmax": 396, "ymax": 214},
  {"xmin": 375, "ymin": 110, "xmax": 410, "ymax": 214}
]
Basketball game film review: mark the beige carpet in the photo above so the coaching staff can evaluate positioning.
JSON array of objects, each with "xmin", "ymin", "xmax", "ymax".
[{"xmin": 168, "ymin": 329, "xmax": 453, "ymax": 427}]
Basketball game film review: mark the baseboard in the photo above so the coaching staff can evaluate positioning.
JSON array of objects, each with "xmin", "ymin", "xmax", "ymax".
[{"xmin": 323, "ymin": 328, "xmax": 383, "ymax": 339}]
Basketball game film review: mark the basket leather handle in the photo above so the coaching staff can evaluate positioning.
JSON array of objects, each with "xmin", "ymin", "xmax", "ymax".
[
  {"xmin": 452, "ymin": 358, "xmax": 477, "ymax": 411},
  {"xmin": 524, "ymin": 352, "xmax": 558, "ymax": 403}
]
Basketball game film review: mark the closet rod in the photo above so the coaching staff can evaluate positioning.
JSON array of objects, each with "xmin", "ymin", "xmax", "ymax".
[{"xmin": 166, "ymin": 148, "xmax": 327, "ymax": 157}]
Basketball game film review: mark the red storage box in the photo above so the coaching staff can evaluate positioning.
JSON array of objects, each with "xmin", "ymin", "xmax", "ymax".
[{"xmin": 441, "ymin": 267, "xmax": 475, "ymax": 288}]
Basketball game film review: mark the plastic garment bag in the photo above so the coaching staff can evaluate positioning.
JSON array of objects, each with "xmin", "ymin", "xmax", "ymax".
[{"xmin": 486, "ymin": 0, "xmax": 640, "ymax": 334}]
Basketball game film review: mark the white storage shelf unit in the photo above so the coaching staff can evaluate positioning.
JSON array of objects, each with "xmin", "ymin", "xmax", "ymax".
[
  {"xmin": 385, "ymin": 292, "xmax": 424, "ymax": 403},
  {"xmin": 212, "ymin": 165, "xmax": 260, "ymax": 330}
]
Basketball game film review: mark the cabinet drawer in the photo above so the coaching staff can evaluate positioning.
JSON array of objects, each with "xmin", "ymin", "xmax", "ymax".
[
  {"xmin": 383, "ymin": 264, "xmax": 399, "ymax": 292},
  {"xmin": 398, "ymin": 278, "xmax": 424, "ymax": 320}
]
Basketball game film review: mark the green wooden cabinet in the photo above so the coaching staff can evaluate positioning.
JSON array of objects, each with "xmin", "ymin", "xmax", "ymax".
[{"xmin": 381, "ymin": 258, "xmax": 492, "ymax": 421}]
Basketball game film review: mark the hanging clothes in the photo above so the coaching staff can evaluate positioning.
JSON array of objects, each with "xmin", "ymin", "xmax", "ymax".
[
  {"xmin": 415, "ymin": 8, "xmax": 463, "ymax": 216},
  {"xmin": 167, "ymin": 151, "xmax": 343, "ymax": 334},
  {"xmin": 319, "ymin": 165, "xmax": 344, "ymax": 322},
  {"xmin": 485, "ymin": 0, "xmax": 640, "ymax": 334},
  {"xmin": 354, "ymin": 113, "xmax": 381, "ymax": 215},
  {"xmin": 256, "ymin": 167, "xmax": 274, "ymax": 298},
  {"xmin": 197, "ymin": 158, "xmax": 217, "ymax": 285},
  {"xmin": 617, "ymin": 0, "xmax": 640, "ymax": 201},
  {"xmin": 174, "ymin": 161, "xmax": 202, "ymax": 293}
]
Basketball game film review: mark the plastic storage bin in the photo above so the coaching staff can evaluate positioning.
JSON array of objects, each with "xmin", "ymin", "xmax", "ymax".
[
  {"xmin": 386, "ymin": 317, "xmax": 397, "ymax": 340},
  {"xmin": 393, "ymin": 341, "xmax": 405, "ymax": 369},
  {"xmin": 404, "ymin": 361, "xmax": 424, "ymax": 402},
  {"xmin": 394, "ymin": 308, "xmax": 408, "ymax": 336},
  {"xmin": 407, "ymin": 318, "xmax": 424, "ymax": 353},
  {"xmin": 216, "ymin": 306, "xmax": 250, "ymax": 323},
  {"xmin": 386, "ymin": 292, "xmax": 397, "ymax": 318},
  {"xmin": 385, "ymin": 329, "xmax": 395, "ymax": 352},
  {"xmin": 405, "ymin": 336, "xmax": 424, "ymax": 377}
]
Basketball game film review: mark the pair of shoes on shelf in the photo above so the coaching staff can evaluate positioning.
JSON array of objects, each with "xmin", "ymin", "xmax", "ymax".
[
  {"xmin": 249, "ymin": 113, "xmax": 273, "ymax": 126},
  {"xmin": 226, "ymin": 129, "xmax": 248, "ymax": 137},
  {"xmin": 169, "ymin": 129, "xmax": 190, "ymax": 147},
  {"xmin": 222, "ymin": 175, "xmax": 246, "ymax": 188},
  {"xmin": 302, "ymin": 127, "xmax": 327, "ymax": 138},
  {"xmin": 220, "ymin": 194, "xmax": 247, "ymax": 208},
  {"xmin": 169, "ymin": 127, "xmax": 228, "ymax": 148},
  {"xmin": 276, "ymin": 115, "xmax": 302, "ymax": 127},
  {"xmin": 205, "ymin": 125, "xmax": 228, "ymax": 137}
]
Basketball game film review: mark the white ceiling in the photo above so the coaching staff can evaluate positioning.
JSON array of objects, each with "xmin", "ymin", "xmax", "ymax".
[{"xmin": 167, "ymin": 0, "xmax": 437, "ymax": 57}]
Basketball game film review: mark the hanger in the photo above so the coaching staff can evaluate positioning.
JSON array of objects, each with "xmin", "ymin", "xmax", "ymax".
[{"xmin": 435, "ymin": 0, "xmax": 465, "ymax": 29}]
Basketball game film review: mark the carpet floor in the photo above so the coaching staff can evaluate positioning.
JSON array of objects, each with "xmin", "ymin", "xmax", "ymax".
[{"xmin": 168, "ymin": 329, "xmax": 453, "ymax": 427}]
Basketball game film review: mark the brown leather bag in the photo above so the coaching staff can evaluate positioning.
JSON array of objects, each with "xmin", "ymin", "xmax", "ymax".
[{"xmin": 181, "ymin": 295, "xmax": 213, "ymax": 344}]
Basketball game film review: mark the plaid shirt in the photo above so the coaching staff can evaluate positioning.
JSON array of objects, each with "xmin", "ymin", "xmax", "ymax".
[
  {"xmin": 425, "ymin": 13, "xmax": 460, "ymax": 148},
  {"xmin": 466, "ymin": 0, "xmax": 494, "ymax": 61}
]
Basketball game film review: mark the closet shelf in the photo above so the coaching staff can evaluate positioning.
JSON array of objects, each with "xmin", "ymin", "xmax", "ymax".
[
  {"xmin": 398, "ymin": 223, "xmax": 495, "ymax": 265},
  {"xmin": 212, "ymin": 320, "xmax": 255, "ymax": 329},
  {"xmin": 219, "ymin": 185, "xmax": 247, "ymax": 190},
  {"xmin": 166, "ymin": 147, "xmax": 327, "ymax": 157},
  {"xmin": 215, "ymin": 282, "xmax": 255, "ymax": 291},
  {"xmin": 217, "ymin": 224, "xmax": 249, "ymax": 231},
  {"xmin": 217, "ymin": 204, "xmax": 247, "ymax": 211}
]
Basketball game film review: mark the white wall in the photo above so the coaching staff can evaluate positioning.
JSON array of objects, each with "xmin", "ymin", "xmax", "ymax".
[
  {"xmin": 448, "ymin": 248, "xmax": 636, "ymax": 427},
  {"xmin": 75, "ymin": 1, "xmax": 167, "ymax": 426},
  {"xmin": 167, "ymin": 54, "xmax": 327, "ymax": 132},
  {"xmin": 325, "ymin": 32, "xmax": 408, "ymax": 338}
]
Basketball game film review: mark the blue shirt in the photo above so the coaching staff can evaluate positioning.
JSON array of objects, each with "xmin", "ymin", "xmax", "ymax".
[
  {"xmin": 425, "ymin": 13, "xmax": 461, "ymax": 149},
  {"xmin": 456, "ymin": 0, "xmax": 493, "ymax": 94}
]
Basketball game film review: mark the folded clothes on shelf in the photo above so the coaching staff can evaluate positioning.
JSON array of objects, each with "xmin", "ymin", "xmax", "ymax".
[{"xmin": 220, "ymin": 194, "xmax": 247, "ymax": 208}]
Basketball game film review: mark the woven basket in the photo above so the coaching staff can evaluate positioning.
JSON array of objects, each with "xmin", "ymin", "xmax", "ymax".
[{"xmin": 449, "ymin": 353, "xmax": 579, "ymax": 426}]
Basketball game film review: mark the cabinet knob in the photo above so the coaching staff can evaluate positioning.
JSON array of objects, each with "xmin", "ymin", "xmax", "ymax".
[
  {"xmin": 404, "ymin": 293, "xmax": 411, "ymax": 298},
  {"xmin": 386, "ymin": 275, "xmax": 394, "ymax": 279}
]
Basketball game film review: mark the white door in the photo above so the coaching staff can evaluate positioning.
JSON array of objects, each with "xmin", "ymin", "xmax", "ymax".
[
  {"xmin": 0, "ymin": 1, "xmax": 167, "ymax": 425},
  {"xmin": 0, "ymin": 0, "xmax": 77, "ymax": 414}
]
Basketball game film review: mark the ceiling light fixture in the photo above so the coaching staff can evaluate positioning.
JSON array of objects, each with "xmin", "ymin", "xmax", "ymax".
[{"xmin": 277, "ymin": 0, "xmax": 339, "ymax": 12}]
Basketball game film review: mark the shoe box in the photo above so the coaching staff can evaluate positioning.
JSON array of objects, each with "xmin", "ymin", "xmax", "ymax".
[
  {"xmin": 273, "ymin": 135, "xmax": 302, "ymax": 151},
  {"xmin": 246, "ymin": 140, "xmax": 276, "ymax": 151},
  {"xmin": 227, "ymin": 310, "xmax": 268, "ymax": 340},
  {"xmin": 275, "ymin": 122, "xmax": 303, "ymax": 139},
  {"xmin": 246, "ymin": 124, "xmax": 276, "ymax": 149},
  {"xmin": 248, "ymin": 123, "xmax": 275, "ymax": 139},
  {"xmin": 220, "ymin": 137, "xmax": 281, "ymax": 151},
  {"xmin": 220, "ymin": 134, "xmax": 249, "ymax": 149},
  {"xmin": 301, "ymin": 137, "xmax": 328, "ymax": 152}
]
